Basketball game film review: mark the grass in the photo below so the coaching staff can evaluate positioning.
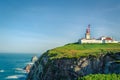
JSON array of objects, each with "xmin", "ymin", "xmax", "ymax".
[
  {"xmin": 45, "ymin": 43, "xmax": 120, "ymax": 59},
  {"xmin": 78, "ymin": 74, "xmax": 120, "ymax": 80}
]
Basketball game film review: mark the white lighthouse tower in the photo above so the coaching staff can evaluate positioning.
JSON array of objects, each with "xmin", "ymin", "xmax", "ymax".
[{"xmin": 85, "ymin": 24, "xmax": 91, "ymax": 39}]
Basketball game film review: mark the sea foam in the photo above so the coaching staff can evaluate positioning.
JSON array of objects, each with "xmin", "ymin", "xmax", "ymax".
[
  {"xmin": 25, "ymin": 62, "xmax": 34, "ymax": 65},
  {"xmin": 14, "ymin": 68, "xmax": 27, "ymax": 73},
  {"xmin": 15, "ymin": 68, "xmax": 23, "ymax": 71},
  {"xmin": 6, "ymin": 75, "xmax": 26, "ymax": 79},
  {"xmin": 0, "ymin": 70, "xmax": 4, "ymax": 72}
]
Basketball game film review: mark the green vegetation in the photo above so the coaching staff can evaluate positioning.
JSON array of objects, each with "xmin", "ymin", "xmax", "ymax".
[
  {"xmin": 46, "ymin": 43, "xmax": 120, "ymax": 59},
  {"xmin": 78, "ymin": 74, "xmax": 120, "ymax": 80}
]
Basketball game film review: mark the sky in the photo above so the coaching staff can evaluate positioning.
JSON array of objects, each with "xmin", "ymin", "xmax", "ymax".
[{"xmin": 0, "ymin": 0, "xmax": 120, "ymax": 53}]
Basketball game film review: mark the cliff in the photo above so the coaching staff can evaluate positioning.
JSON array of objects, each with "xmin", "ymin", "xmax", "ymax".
[{"xmin": 27, "ymin": 43, "xmax": 120, "ymax": 80}]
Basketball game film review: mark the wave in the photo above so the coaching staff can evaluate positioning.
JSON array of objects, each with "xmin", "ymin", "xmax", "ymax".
[
  {"xmin": 14, "ymin": 68, "xmax": 27, "ymax": 73},
  {"xmin": 5, "ymin": 75, "xmax": 26, "ymax": 79},
  {"xmin": 25, "ymin": 62, "xmax": 34, "ymax": 65},
  {"xmin": 15, "ymin": 68, "xmax": 23, "ymax": 71},
  {"xmin": 15, "ymin": 70, "xmax": 27, "ymax": 74},
  {"xmin": 0, "ymin": 69, "xmax": 4, "ymax": 72}
]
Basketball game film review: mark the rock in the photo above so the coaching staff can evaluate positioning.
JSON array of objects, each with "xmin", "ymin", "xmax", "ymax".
[
  {"xmin": 24, "ymin": 55, "xmax": 38, "ymax": 73},
  {"xmin": 24, "ymin": 64, "xmax": 31, "ymax": 73},
  {"xmin": 31, "ymin": 56, "xmax": 38, "ymax": 63},
  {"xmin": 27, "ymin": 52, "xmax": 120, "ymax": 80}
]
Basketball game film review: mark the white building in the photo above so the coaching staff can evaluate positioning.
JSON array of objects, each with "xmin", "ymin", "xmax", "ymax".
[{"xmin": 78, "ymin": 25, "xmax": 118, "ymax": 44}]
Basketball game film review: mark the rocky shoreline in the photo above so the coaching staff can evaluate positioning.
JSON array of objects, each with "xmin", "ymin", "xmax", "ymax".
[
  {"xmin": 26, "ymin": 52, "xmax": 120, "ymax": 80},
  {"xmin": 24, "ymin": 56, "xmax": 38, "ymax": 73}
]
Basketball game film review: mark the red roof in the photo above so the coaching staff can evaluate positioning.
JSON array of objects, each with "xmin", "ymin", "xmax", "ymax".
[{"xmin": 104, "ymin": 37, "xmax": 113, "ymax": 40}]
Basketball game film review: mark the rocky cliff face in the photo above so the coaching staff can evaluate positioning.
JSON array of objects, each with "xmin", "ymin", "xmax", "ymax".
[{"xmin": 27, "ymin": 52, "xmax": 120, "ymax": 80}]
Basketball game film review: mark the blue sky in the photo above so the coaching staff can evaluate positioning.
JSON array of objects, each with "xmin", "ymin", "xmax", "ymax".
[{"xmin": 0, "ymin": 0, "xmax": 120, "ymax": 53}]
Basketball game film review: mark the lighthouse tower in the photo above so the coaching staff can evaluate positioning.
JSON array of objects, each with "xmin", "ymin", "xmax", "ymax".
[
  {"xmin": 85, "ymin": 25, "xmax": 91, "ymax": 39},
  {"xmin": 79, "ymin": 24, "xmax": 118, "ymax": 44}
]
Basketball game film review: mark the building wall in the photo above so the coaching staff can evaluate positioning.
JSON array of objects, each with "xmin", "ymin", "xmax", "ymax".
[
  {"xmin": 104, "ymin": 40, "xmax": 118, "ymax": 43},
  {"xmin": 79, "ymin": 39, "xmax": 118, "ymax": 44},
  {"xmin": 80, "ymin": 39, "xmax": 102, "ymax": 44}
]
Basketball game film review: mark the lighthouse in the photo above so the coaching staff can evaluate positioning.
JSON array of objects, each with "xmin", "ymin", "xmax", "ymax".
[
  {"xmin": 85, "ymin": 25, "xmax": 91, "ymax": 39},
  {"xmin": 79, "ymin": 24, "xmax": 118, "ymax": 44}
]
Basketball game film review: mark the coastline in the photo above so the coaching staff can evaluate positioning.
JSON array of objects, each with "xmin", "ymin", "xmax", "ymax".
[{"xmin": 0, "ymin": 53, "xmax": 39, "ymax": 80}]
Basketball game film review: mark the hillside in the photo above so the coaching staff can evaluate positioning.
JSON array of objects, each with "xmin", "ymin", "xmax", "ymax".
[
  {"xmin": 47, "ymin": 43, "xmax": 120, "ymax": 59},
  {"xmin": 27, "ymin": 43, "xmax": 120, "ymax": 80}
]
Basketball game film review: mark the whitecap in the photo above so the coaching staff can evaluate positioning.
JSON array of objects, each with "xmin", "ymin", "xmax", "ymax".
[
  {"xmin": 5, "ymin": 75, "xmax": 26, "ymax": 79},
  {"xmin": 14, "ymin": 68, "xmax": 27, "ymax": 73},
  {"xmin": 19, "ymin": 70, "xmax": 27, "ymax": 74},
  {"xmin": 6, "ymin": 75, "xmax": 18, "ymax": 79},
  {"xmin": 25, "ymin": 62, "xmax": 34, "ymax": 65},
  {"xmin": 15, "ymin": 68, "xmax": 23, "ymax": 71},
  {"xmin": 0, "ymin": 70, "xmax": 4, "ymax": 72},
  {"xmin": 15, "ymin": 70, "xmax": 27, "ymax": 74}
]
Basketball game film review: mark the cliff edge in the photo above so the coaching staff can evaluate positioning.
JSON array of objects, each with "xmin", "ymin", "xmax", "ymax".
[{"xmin": 27, "ymin": 43, "xmax": 120, "ymax": 80}]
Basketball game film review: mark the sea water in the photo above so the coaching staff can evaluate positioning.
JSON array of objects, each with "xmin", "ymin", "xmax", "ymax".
[{"xmin": 0, "ymin": 53, "xmax": 40, "ymax": 80}]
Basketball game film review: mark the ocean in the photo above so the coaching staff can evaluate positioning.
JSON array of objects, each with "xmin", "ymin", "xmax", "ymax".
[{"xmin": 0, "ymin": 53, "xmax": 40, "ymax": 80}]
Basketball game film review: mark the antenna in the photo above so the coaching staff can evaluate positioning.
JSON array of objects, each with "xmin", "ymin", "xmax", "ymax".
[
  {"xmin": 87, "ymin": 24, "xmax": 90, "ymax": 33},
  {"xmin": 88, "ymin": 24, "xmax": 90, "ymax": 28}
]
